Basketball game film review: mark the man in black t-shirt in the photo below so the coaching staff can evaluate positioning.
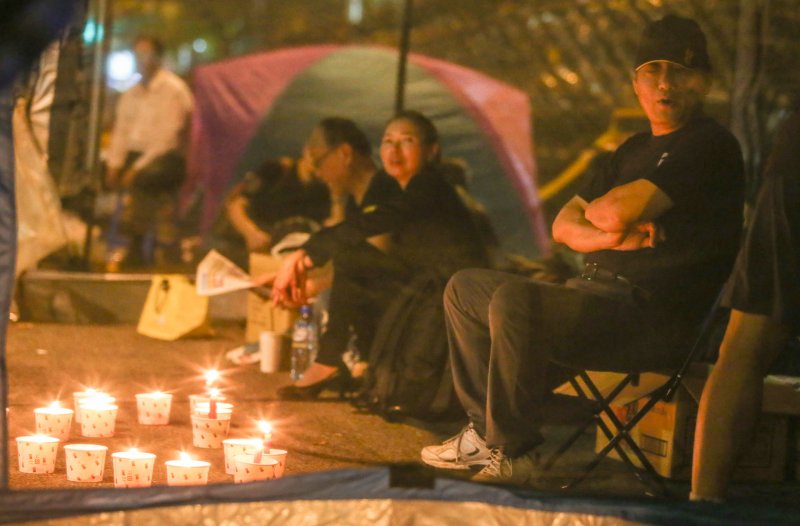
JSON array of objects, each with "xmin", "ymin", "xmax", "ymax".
[
  {"xmin": 205, "ymin": 156, "xmax": 330, "ymax": 270},
  {"xmin": 420, "ymin": 15, "xmax": 744, "ymax": 484}
]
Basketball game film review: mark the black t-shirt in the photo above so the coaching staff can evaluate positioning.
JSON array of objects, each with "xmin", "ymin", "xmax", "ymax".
[
  {"xmin": 578, "ymin": 114, "xmax": 744, "ymax": 329},
  {"xmin": 343, "ymin": 170, "xmax": 402, "ymax": 221},
  {"xmin": 724, "ymin": 110, "xmax": 800, "ymax": 332},
  {"xmin": 303, "ymin": 166, "xmax": 489, "ymax": 279},
  {"xmin": 242, "ymin": 161, "xmax": 330, "ymax": 231}
]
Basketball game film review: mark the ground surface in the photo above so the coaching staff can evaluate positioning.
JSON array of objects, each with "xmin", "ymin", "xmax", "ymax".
[{"xmin": 4, "ymin": 322, "xmax": 800, "ymax": 511}]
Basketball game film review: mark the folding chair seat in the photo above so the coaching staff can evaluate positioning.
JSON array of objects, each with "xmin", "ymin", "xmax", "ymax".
[{"xmin": 543, "ymin": 289, "xmax": 727, "ymax": 494}]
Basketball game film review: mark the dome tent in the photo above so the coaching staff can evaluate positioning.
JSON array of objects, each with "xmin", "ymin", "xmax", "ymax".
[{"xmin": 186, "ymin": 45, "xmax": 549, "ymax": 257}]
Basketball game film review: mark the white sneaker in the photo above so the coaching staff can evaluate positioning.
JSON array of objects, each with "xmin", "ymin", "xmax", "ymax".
[
  {"xmin": 420, "ymin": 423, "xmax": 492, "ymax": 470},
  {"xmin": 472, "ymin": 447, "xmax": 537, "ymax": 485},
  {"xmin": 225, "ymin": 342, "xmax": 260, "ymax": 365}
]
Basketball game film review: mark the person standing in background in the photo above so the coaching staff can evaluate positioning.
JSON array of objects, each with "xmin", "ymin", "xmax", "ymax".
[{"xmin": 105, "ymin": 35, "xmax": 193, "ymax": 268}]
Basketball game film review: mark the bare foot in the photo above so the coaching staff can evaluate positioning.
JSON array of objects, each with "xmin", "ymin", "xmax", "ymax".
[{"xmin": 295, "ymin": 362, "xmax": 337, "ymax": 387}]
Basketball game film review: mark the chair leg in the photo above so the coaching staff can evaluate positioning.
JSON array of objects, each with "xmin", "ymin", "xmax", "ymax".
[
  {"xmin": 567, "ymin": 381, "xmax": 672, "ymax": 495},
  {"xmin": 544, "ymin": 374, "xmax": 636, "ymax": 471}
]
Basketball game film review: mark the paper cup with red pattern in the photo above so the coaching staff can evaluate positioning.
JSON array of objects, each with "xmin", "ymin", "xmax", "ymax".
[
  {"xmin": 261, "ymin": 448, "xmax": 288, "ymax": 478},
  {"xmin": 165, "ymin": 458, "xmax": 211, "ymax": 486},
  {"xmin": 16, "ymin": 435, "xmax": 60, "ymax": 474},
  {"xmin": 64, "ymin": 444, "xmax": 107, "ymax": 482},
  {"xmin": 34, "ymin": 406, "xmax": 74, "ymax": 441},
  {"xmin": 222, "ymin": 438, "xmax": 262, "ymax": 475},
  {"xmin": 80, "ymin": 403, "xmax": 118, "ymax": 438},
  {"xmin": 112, "ymin": 450, "xmax": 156, "ymax": 488},
  {"xmin": 233, "ymin": 453, "xmax": 279, "ymax": 483},
  {"xmin": 191, "ymin": 411, "xmax": 232, "ymax": 449},
  {"xmin": 73, "ymin": 392, "xmax": 114, "ymax": 424},
  {"xmin": 135, "ymin": 392, "xmax": 173, "ymax": 425}
]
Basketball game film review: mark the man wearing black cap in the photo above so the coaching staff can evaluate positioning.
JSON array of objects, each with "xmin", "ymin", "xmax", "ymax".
[{"xmin": 420, "ymin": 14, "xmax": 744, "ymax": 484}]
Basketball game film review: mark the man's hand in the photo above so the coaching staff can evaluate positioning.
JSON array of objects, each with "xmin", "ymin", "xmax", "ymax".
[
  {"xmin": 614, "ymin": 222, "xmax": 664, "ymax": 251},
  {"xmin": 270, "ymin": 249, "xmax": 314, "ymax": 308}
]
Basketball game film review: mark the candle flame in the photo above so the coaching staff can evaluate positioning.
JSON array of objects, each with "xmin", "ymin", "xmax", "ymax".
[
  {"xmin": 209, "ymin": 387, "xmax": 220, "ymax": 398},
  {"xmin": 86, "ymin": 388, "xmax": 98, "ymax": 395},
  {"xmin": 257, "ymin": 420, "xmax": 273, "ymax": 435},
  {"xmin": 204, "ymin": 370, "xmax": 220, "ymax": 385},
  {"xmin": 179, "ymin": 452, "xmax": 191, "ymax": 462},
  {"xmin": 49, "ymin": 401, "xmax": 61, "ymax": 409},
  {"xmin": 128, "ymin": 447, "xmax": 138, "ymax": 453}
]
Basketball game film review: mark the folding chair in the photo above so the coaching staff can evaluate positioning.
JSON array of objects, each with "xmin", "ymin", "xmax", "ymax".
[{"xmin": 542, "ymin": 288, "xmax": 727, "ymax": 494}]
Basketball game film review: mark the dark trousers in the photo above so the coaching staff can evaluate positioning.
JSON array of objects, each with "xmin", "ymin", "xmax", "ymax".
[
  {"xmin": 121, "ymin": 152, "xmax": 185, "ymax": 243},
  {"xmin": 444, "ymin": 268, "xmax": 685, "ymax": 457},
  {"xmin": 315, "ymin": 242, "xmax": 408, "ymax": 367}
]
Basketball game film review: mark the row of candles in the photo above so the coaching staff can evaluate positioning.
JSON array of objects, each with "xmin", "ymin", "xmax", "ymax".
[{"xmin": 17, "ymin": 370, "xmax": 288, "ymax": 486}]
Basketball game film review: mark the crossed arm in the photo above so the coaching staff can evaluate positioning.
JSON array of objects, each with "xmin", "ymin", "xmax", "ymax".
[{"xmin": 552, "ymin": 178, "xmax": 673, "ymax": 253}]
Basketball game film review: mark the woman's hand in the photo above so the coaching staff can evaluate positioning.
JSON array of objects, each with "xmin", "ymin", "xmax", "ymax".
[{"xmin": 270, "ymin": 249, "xmax": 313, "ymax": 307}]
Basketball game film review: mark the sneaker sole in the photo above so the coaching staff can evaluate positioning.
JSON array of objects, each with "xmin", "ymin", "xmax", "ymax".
[{"xmin": 420, "ymin": 455, "xmax": 491, "ymax": 470}]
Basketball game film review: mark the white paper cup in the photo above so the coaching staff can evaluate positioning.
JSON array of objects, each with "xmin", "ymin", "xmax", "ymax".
[
  {"xmin": 165, "ymin": 459, "xmax": 211, "ymax": 486},
  {"xmin": 16, "ymin": 435, "xmax": 59, "ymax": 474},
  {"xmin": 80, "ymin": 404, "xmax": 118, "ymax": 438},
  {"xmin": 222, "ymin": 438, "xmax": 263, "ymax": 475},
  {"xmin": 76, "ymin": 395, "xmax": 116, "ymax": 426},
  {"xmin": 262, "ymin": 448, "xmax": 288, "ymax": 478},
  {"xmin": 65, "ymin": 444, "xmax": 108, "ymax": 482},
  {"xmin": 191, "ymin": 413, "xmax": 232, "ymax": 448},
  {"xmin": 135, "ymin": 392, "xmax": 173, "ymax": 425},
  {"xmin": 260, "ymin": 331, "xmax": 283, "ymax": 373},
  {"xmin": 72, "ymin": 391, "xmax": 116, "ymax": 424},
  {"xmin": 112, "ymin": 451, "xmax": 156, "ymax": 488},
  {"xmin": 34, "ymin": 407, "xmax": 74, "ymax": 441},
  {"xmin": 233, "ymin": 453, "xmax": 278, "ymax": 483}
]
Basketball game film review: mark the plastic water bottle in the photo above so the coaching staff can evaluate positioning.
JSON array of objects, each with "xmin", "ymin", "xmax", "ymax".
[{"xmin": 291, "ymin": 305, "xmax": 316, "ymax": 380}]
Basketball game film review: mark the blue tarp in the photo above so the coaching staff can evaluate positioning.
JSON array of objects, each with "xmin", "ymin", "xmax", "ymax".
[{"xmin": 0, "ymin": 467, "xmax": 795, "ymax": 526}]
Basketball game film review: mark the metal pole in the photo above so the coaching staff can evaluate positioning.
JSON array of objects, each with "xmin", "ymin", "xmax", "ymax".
[
  {"xmin": 393, "ymin": 0, "xmax": 413, "ymax": 115},
  {"xmin": 0, "ymin": 83, "xmax": 16, "ymax": 492},
  {"xmin": 82, "ymin": 0, "xmax": 111, "ymax": 268}
]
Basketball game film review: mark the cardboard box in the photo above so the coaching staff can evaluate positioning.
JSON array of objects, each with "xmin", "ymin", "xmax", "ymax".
[
  {"xmin": 588, "ymin": 372, "xmax": 793, "ymax": 480},
  {"xmin": 246, "ymin": 253, "xmax": 297, "ymax": 342}
]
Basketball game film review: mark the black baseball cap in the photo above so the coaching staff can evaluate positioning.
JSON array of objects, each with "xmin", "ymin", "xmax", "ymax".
[{"xmin": 634, "ymin": 15, "xmax": 711, "ymax": 72}]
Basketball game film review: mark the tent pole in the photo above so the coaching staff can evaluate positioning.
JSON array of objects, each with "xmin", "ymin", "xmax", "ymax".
[
  {"xmin": 0, "ymin": 84, "xmax": 16, "ymax": 492},
  {"xmin": 81, "ymin": 0, "xmax": 111, "ymax": 269},
  {"xmin": 393, "ymin": 0, "xmax": 413, "ymax": 115}
]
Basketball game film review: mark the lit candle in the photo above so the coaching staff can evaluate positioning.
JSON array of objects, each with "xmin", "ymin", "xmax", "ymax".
[
  {"xmin": 208, "ymin": 387, "xmax": 220, "ymax": 419},
  {"xmin": 253, "ymin": 420, "xmax": 273, "ymax": 464},
  {"xmin": 165, "ymin": 452, "xmax": 211, "ymax": 486},
  {"xmin": 34, "ymin": 401, "xmax": 74, "ymax": 441}
]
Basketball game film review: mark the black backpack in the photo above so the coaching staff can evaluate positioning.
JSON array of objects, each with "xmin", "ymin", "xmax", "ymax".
[{"xmin": 356, "ymin": 272, "xmax": 464, "ymax": 422}]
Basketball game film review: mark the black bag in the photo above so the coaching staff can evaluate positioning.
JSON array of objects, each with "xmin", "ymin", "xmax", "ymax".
[{"xmin": 357, "ymin": 272, "xmax": 463, "ymax": 422}]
